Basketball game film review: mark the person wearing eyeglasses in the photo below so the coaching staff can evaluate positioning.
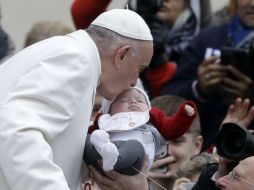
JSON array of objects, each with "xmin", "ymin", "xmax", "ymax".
[
  {"xmin": 191, "ymin": 98, "xmax": 254, "ymax": 190},
  {"xmin": 191, "ymin": 156, "xmax": 254, "ymax": 190},
  {"xmin": 216, "ymin": 156, "xmax": 254, "ymax": 190}
]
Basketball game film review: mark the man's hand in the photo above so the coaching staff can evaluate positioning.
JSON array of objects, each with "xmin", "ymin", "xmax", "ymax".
[
  {"xmin": 197, "ymin": 57, "xmax": 226, "ymax": 97},
  {"xmin": 222, "ymin": 98, "xmax": 254, "ymax": 128},
  {"xmin": 221, "ymin": 65, "xmax": 254, "ymax": 104},
  {"xmin": 215, "ymin": 157, "xmax": 233, "ymax": 181},
  {"xmin": 89, "ymin": 159, "xmax": 149, "ymax": 190},
  {"xmin": 147, "ymin": 156, "xmax": 175, "ymax": 179}
]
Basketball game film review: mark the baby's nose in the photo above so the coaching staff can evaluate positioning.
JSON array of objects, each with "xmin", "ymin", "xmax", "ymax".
[{"xmin": 130, "ymin": 98, "xmax": 137, "ymax": 103}]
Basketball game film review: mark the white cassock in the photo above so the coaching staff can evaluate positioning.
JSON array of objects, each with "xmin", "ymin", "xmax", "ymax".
[{"xmin": 0, "ymin": 30, "xmax": 101, "ymax": 190}]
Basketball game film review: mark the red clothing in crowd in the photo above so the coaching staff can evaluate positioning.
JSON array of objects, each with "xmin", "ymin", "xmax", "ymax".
[{"xmin": 71, "ymin": 0, "xmax": 111, "ymax": 29}]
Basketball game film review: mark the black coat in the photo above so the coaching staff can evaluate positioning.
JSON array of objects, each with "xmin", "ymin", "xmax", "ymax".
[{"xmin": 192, "ymin": 163, "xmax": 219, "ymax": 190}]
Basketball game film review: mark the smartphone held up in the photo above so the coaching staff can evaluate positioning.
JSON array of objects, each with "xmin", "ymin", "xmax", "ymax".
[{"xmin": 153, "ymin": 143, "xmax": 169, "ymax": 173}]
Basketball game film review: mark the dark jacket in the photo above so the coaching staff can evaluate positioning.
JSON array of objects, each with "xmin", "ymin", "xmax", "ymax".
[
  {"xmin": 163, "ymin": 25, "xmax": 231, "ymax": 150},
  {"xmin": 0, "ymin": 27, "xmax": 13, "ymax": 62},
  {"xmin": 191, "ymin": 163, "xmax": 219, "ymax": 190}
]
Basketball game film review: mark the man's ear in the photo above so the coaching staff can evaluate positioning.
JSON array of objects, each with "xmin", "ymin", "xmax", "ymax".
[
  {"xmin": 114, "ymin": 45, "xmax": 131, "ymax": 69},
  {"xmin": 193, "ymin": 135, "xmax": 203, "ymax": 155}
]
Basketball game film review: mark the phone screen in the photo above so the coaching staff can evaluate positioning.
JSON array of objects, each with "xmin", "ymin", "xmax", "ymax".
[
  {"xmin": 153, "ymin": 143, "xmax": 168, "ymax": 173},
  {"xmin": 221, "ymin": 47, "xmax": 249, "ymax": 73}
]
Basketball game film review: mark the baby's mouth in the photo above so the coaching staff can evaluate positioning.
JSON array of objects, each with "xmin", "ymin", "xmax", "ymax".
[{"xmin": 129, "ymin": 106, "xmax": 139, "ymax": 110}]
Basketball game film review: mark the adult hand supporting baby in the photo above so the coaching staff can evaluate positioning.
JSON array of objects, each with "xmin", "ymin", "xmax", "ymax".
[{"xmin": 89, "ymin": 157, "xmax": 149, "ymax": 190}]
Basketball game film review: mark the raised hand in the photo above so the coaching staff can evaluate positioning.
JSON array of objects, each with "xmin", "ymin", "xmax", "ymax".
[
  {"xmin": 197, "ymin": 57, "xmax": 226, "ymax": 97},
  {"xmin": 221, "ymin": 65, "xmax": 254, "ymax": 104},
  {"xmin": 222, "ymin": 98, "xmax": 254, "ymax": 128}
]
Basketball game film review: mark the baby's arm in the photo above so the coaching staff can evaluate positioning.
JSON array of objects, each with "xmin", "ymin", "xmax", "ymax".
[{"xmin": 149, "ymin": 101, "xmax": 197, "ymax": 140}]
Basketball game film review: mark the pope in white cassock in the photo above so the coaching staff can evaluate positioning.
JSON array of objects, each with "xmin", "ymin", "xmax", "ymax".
[{"xmin": 0, "ymin": 9, "xmax": 153, "ymax": 190}]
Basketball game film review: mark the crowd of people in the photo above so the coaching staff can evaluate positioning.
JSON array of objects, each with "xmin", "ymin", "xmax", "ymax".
[{"xmin": 0, "ymin": 0, "xmax": 254, "ymax": 190}]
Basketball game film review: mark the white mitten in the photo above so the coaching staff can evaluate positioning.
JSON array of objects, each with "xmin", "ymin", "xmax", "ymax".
[
  {"xmin": 90, "ymin": 130, "xmax": 119, "ymax": 171},
  {"xmin": 184, "ymin": 104, "xmax": 195, "ymax": 117}
]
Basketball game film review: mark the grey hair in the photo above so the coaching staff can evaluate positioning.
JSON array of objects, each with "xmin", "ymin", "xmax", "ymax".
[{"xmin": 86, "ymin": 25, "xmax": 144, "ymax": 57}]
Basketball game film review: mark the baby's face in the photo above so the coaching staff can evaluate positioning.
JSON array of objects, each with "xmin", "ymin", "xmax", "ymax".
[{"xmin": 109, "ymin": 89, "xmax": 149, "ymax": 115}]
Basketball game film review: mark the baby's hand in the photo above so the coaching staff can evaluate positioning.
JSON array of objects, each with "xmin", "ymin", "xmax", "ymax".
[{"xmin": 184, "ymin": 104, "xmax": 195, "ymax": 117}]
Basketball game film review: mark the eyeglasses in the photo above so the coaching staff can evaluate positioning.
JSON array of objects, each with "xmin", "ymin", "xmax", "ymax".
[{"xmin": 229, "ymin": 169, "xmax": 254, "ymax": 187}]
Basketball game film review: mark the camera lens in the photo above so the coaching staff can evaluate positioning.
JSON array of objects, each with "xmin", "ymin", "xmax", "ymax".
[
  {"xmin": 215, "ymin": 123, "xmax": 254, "ymax": 160},
  {"xmin": 223, "ymin": 130, "xmax": 245, "ymax": 154}
]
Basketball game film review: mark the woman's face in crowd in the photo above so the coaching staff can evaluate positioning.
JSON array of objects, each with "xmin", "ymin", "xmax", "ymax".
[
  {"xmin": 166, "ymin": 133, "xmax": 202, "ymax": 177},
  {"xmin": 237, "ymin": 0, "xmax": 254, "ymax": 28},
  {"xmin": 157, "ymin": 0, "xmax": 188, "ymax": 27}
]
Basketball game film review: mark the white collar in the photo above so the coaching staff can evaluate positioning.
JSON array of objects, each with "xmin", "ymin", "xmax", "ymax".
[{"xmin": 98, "ymin": 111, "xmax": 150, "ymax": 132}]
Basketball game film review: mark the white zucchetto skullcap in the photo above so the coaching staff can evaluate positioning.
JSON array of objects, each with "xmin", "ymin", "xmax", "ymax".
[{"xmin": 91, "ymin": 9, "xmax": 153, "ymax": 41}]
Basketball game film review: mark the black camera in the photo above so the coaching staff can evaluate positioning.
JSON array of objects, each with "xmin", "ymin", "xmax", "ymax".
[
  {"xmin": 215, "ymin": 123, "xmax": 254, "ymax": 161},
  {"xmin": 221, "ymin": 40, "xmax": 254, "ymax": 80}
]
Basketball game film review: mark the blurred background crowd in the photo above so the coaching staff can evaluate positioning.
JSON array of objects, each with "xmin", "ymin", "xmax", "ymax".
[{"xmin": 1, "ymin": 0, "xmax": 227, "ymax": 52}]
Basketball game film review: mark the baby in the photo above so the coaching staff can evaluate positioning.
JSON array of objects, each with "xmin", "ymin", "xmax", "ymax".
[{"xmin": 84, "ymin": 86, "xmax": 197, "ymax": 175}]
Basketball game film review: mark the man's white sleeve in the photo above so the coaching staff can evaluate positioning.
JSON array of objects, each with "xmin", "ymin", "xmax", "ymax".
[{"xmin": 0, "ymin": 49, "xmax": 89, "ymax": 190}]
